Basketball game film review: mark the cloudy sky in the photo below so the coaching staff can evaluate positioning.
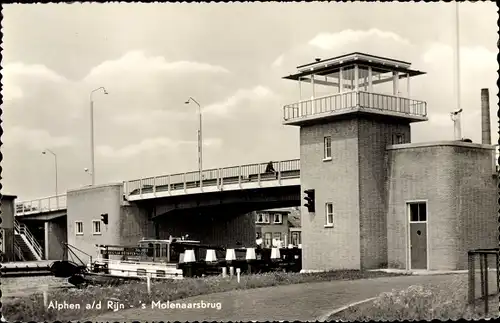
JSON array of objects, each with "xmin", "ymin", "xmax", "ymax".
[{"xmin": 2, "ymin": 2, "xmax": 497, "ymax": 201}]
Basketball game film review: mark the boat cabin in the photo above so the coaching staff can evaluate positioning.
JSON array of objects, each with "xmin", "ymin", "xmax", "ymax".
[{"xmin": 98, "ymin": 237, "xmax": 202, "ymax": 264}]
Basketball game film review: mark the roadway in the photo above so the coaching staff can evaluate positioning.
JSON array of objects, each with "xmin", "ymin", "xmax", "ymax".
[{"xmin": 89, "ymin": 272, "xmax": 492, "ymax": 321}]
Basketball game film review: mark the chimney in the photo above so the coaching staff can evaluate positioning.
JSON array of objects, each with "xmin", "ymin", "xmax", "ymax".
[{"xmin": 481, "ymin": 88, "xmax": 491, "ymax": 145}]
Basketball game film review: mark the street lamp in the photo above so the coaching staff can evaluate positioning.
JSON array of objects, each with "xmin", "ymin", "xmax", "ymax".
[
  {"xmin": 42, "ymin": 149, "xmax": 58, "ymax": 208},
  {"xmin": 185, "ymin": 97, "xmax": 203, "ymax": 186},
  {"xmin": 90, "ymin": 86, "xmax": 109, "ymax": 186}
]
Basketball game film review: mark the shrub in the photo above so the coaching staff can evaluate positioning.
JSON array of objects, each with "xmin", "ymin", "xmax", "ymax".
[{"xmin": 332, "ymin": 277, "xmax": 499, "ymax": 321}]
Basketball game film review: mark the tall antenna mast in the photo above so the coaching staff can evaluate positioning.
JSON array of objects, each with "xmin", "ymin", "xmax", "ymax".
[{"xmin": 454, "ymin": 2, "xmax": 461, "ymax": 132}]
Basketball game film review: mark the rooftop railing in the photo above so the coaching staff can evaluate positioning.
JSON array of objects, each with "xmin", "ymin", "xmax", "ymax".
[
  {"xmin": 125, "ymin": 159, "xmax": 301, "ymax": 197},
  {"xmin": 283, "ymin": 91, "xmax": 427, "ymax": 122},
  {"xmin": 16, "ymin": 194, "xmax": 67, "ymax": 216}
]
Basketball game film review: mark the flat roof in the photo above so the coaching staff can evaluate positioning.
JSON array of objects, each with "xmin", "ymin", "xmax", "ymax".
[
  {"xmin": 387, "ymin": 141, "xmax": 496, "ymax": 151},
  {"xmin": 284, "ymin": 52, "xmax": 426, "ymax": 81}
]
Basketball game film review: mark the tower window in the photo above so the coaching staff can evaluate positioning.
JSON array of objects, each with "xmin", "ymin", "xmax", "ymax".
[
  {"xmin": 92, "ymin": 220, "xmax": 101, "ymax": 235},
  {"xmin": 324, "ymin": 136, "xmax": 332, "ymax": 160},
  {"xmin": 325, "ymin": 203, "xmax": 334, "ymax": 227}
]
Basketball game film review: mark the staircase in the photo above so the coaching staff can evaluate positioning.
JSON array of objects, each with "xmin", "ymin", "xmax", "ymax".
[{"xmin": 14, "ymin": 220, "xmax": 44, "ymax": 260}]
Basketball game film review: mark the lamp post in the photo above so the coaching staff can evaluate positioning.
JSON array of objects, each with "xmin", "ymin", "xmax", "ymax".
[
  {"xmin": 90, "ymin": 87, "xmax": 108, "ymax": 186},
  {"xmin": 42, "ymin": 149, "xmax": 58, "ymax": 208},
  {"xmin": 185, "ymin": 97, "xmax": 203, "ymax": 186}
]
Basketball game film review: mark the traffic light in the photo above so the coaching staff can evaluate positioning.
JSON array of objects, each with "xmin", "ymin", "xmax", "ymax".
[
  {"xmin": 101, "ymin": 213, "xmax": 108, "ymax": 225},
  {"xmin": 304, "ymin": 189, "xmax": 315, "ymax": 212}
]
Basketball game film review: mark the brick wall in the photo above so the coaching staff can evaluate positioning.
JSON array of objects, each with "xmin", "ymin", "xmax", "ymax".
[
  {"xmin": 119, "ymin": 205, "xmax": 154, "ymax": 246},
  {"xmin": 357, "ymin": 118, "xmax": 410, "ymax": 269},
  {"xmin": 1, "ymin": 196, "xmax": 16, "ymax": 261},
  {"xmin": 387, "ymin": 143, "xmax": 497, "ymax": 270},
  {"xmin": 46, "ymin": 217, "xmax": 67, "ymax": 260},
  {"xmin": 255, "ymin": 212, "xmax": 290, "ymax": 246},
  {"xmin": 300, "ymin": 119, "xmax": 361, "ymax": 270}
]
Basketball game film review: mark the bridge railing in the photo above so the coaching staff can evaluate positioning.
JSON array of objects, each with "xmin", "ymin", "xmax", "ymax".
[
  {"xmin": 16, "ymin": 194, "xmax": 67, "ymax": 216},
  {"xmin": 125, "ymin": 159, "xmax": 301, "ymax": 197}
]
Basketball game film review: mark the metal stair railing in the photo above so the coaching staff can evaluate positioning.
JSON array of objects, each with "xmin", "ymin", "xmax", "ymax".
[
  {"xmin": 14, "ymin": 242, "xmax": 26, "ymax": 261},
  {"xmin": 14, "ymin": 220, "xmax": 44, "ymax": 260}
]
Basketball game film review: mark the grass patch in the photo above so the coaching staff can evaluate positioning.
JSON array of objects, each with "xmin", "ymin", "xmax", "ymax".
[
  {"xmin": 329, "ymin": 276, "xmax": 500, "ymax": 321},
  {"xmin": 3, "ymin": 269, "xmax": 405, "ymax": 321}
]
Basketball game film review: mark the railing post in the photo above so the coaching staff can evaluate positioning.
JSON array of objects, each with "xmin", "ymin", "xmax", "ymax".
[
  {"xmin": 257, "ymin": 164, "xmax": 261, "ymax": 186},
  {"xmin": 168, "ymin": 175, "xmax": 171, "ymax": 195},
  {"xmin": 183, "ymin": 173, "xmax": 187, "ymax": 193},
  {"xmin": 480, "ymin": 254, "xmax": 485, "ymax": 302},
  {"xmin": 496, "ymin": 252, "xmax": 499, "ymax": 294},
  {"xmin": 139, "ymin": 179, "xmax": 143, "ymax": 198},
  {"xmin": 48, "ymin": 197, "xmax": 51, "ymax": 211},
  {"xmin": 153, "ymin": 177, "xmax": 157, "ymax": 196},
  {"xmin": 484, "ymin": 254, "xmax": 489, "ymax": 315},
  {"xmin": 238, "ymin": 166, "xmax": 242, "ymax": 188},
  {"xmin": 278, "ymin": 161, "xmax": 282, "ymax": 184},
  {"xmin": 220, "ymin": 168, "xmax": 224, "ymax": 189},
  {"xmin": 468, "ymin": 251, "xmax": 475, "ymax": 306}
]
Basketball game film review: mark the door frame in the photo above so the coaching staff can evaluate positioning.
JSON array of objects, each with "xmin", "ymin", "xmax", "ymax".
[{"xmin": 406, "ymin": 200, "xmax": 429, "ymax": 270}]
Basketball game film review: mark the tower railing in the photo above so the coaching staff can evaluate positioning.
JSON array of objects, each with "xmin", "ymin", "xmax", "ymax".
[{"xmin": 283, "ymin": 91, "xmax": 427, "ymax": 121}]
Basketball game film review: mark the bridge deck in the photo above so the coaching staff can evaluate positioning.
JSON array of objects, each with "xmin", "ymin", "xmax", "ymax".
[{"xmin": 16, "ymin": 159, "xmax": 301, "ymax": 213}]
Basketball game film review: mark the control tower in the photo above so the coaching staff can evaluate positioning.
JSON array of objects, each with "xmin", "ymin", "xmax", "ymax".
[{"xmin": 282, "ymin": 52, "xmax": 428, "ymax": 270}]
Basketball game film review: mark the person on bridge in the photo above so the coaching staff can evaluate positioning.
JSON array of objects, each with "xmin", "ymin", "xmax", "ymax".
[{"xmin": 265, "ymin": 161, "xmax": 278, "ymax": 179}]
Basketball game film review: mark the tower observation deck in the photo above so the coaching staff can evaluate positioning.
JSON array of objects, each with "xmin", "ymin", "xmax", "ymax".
[{"xmin": 282, "ymin": 52, "xmax": 428, "ymax": 126}]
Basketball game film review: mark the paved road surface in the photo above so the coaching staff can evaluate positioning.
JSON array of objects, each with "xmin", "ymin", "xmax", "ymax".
[{"xmin": 90, "ymin": 273, "xmax": 485, "ymax": 321}]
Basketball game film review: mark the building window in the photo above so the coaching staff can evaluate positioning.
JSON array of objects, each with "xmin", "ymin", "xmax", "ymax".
[
  {"xmin": 272, "ymin": 232, "xmax": 282, "ymax": 247},
  {"xmin": 75, "ymin": 221, "xmax": 84, "ymax": 235},
  {"xmin": 392, "ymin": 133, "xmax": 405, "ymax": 145},
  {"xmin": 92, "ymin": 220, "xmax": 101, "ymax": 235},
  {"xmin": 324, "ymin": 136, "xmax": 332, "ymax": 160},
  {"xmin": 273, "ymin": 213, "xmax": 283, "ymax": 224},
  {"xmin": 409, "ymin": 202, "xmax": 427, "ymax": 222},
  {"xmin": 325, "ymin": 203, "xmax": 334, "ymax": 227},
  {"xmin": 264, "ymin": 233, "xmax": 272, "ymax": 248},
  {"xmin": 291, "ymin": 232, "xmax": 301, "ymax": 246},
  {"xmin": 256, "ymin": 213, "xmax": 270, "ymax": 224}
]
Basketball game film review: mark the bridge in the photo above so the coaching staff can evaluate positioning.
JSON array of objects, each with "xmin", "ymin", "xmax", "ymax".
[{"xmin": 15, "ymin": 159, "xmax": 301, "ymax": 216}]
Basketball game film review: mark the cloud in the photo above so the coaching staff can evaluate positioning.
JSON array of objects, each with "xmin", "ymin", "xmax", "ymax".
[
  {"xmin": 83, "ymin": 50, "xmax": 230, "ymax": 82},
  {"xmin": 1, "ymin": 62, "xmax": 67, "ymax": 101},
  {"xmin": 272, "ymin": 54, "xmax": 284, "ymax": 68},
  {"xmin": 2, "ymin": 126, "xmax": 74, "ymax": 150},
  {"xmin": 112, "ymin": 109, "xmax": 188, "ymax": 126},
  {"xmin": 2, "ymin": 84, "xmax": 24, "ymax": 101},
  {"xmin": 204, "ymin": 85, "xmax": 276, "ymax": 116},
  {"xmin": 96, "ymin": 136, "xmax": 222, "ymax": 158},
  {"xmin": 2, "ymin": 62, "xmax": 67, "ymax": 82},
  {"xmin": 422, "ymin": 43, "xmax": 496, "ymax": 70},
  {"xmin": 308, "ymin": 28, "xmax": 412, "ymax": 51}
]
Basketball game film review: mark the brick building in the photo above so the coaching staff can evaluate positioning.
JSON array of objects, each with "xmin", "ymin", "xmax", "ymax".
[
  {"xmin": 254, "ymin": 207, "xmax": 301, "ymax": 248},
  {"xmin": 282, "ymin": 52, "xmax": 497, "ymax": 271}
]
